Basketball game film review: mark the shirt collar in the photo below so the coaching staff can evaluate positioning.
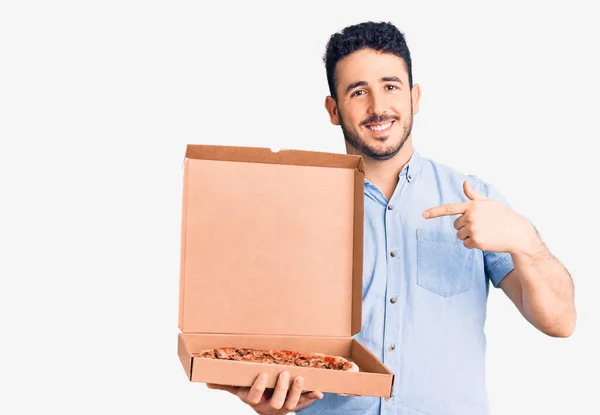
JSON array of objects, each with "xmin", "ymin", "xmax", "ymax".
[
  {"xmin": 363, "ymin": 148, "xmax": 423, "ymax": 202},
  {"xmin": 402, "ymin": 148, "xmax": 422, "ymax": 183}
]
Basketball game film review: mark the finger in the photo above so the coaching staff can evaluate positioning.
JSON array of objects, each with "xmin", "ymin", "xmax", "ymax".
[
  {"xmin": 453, "ymin": 215, "xmax": 467, "ymax": 230},
  {"xmin": 206, "ymin": 383, "xmax": 239, "ymax": 395},
  {"xmin": 423, "ymin": 202, "xmax": 468, "ymax": 219},
  {"xmin": 463, "ymin": 180, "xmax": 486, "ymax": 201},
  {"xmin": 245, "ymin": 373, "xmax": 268, "ymax": 406},
  {"xmin": 282, "ymin": 376, "xmax": 305, "ymax": 411},
  {"xmin": 296, "ymin": 398, "xmax": 319, "ymax": 411},
  {"xmin": 302, "ymin": 391, "xmax": 324, "ymax": 400},
  {"xmin": 463, "ymin": 237, "xmax": 476, "ymax": 249},
  {"xmin": 457, "ymin": 227, "xmax": 470, "ymax": 241},
  {"xmin": 269, "ymin": 371, "xmax": 291, "ymax": 410}
]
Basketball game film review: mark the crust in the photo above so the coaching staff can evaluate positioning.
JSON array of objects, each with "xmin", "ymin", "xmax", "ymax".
[{"xmin": 346, "ymin": 361, "xmax": 360, "ymax": 372}]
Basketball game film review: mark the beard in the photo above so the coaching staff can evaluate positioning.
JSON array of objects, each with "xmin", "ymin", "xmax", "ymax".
[{"xmin": 340, "ymin": 111, "xmax": 413, "ymax": 161}]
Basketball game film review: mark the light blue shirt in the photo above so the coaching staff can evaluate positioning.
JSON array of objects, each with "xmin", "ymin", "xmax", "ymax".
[{"xmin": 298, "ymin": 149, "xmax": 515, "ymax": 415}]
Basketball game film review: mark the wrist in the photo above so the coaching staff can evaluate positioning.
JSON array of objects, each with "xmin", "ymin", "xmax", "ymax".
[{"xmin": 509, "ymin": 218, "xmax": 544, "ymax": 257}]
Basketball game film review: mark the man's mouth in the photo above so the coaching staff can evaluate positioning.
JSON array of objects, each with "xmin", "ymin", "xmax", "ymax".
[{"xmin": 365, "ymin": 120, "xmax": 394, "ymax": 133}]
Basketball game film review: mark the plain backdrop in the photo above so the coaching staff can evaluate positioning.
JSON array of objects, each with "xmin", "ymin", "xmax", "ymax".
[{"xmin": 1, "ymin": 1, "xmax": 598, "ymax": 414}]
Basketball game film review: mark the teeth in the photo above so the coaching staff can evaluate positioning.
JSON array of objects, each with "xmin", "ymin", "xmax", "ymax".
[{"xmin": 368, "ymin": 122, "xmax": 392, "ymax": 131}]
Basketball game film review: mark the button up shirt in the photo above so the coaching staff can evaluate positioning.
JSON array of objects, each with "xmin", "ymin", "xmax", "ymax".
[{"xmin": 298, "ymin": 149, "xmax": 515, "ymax": 415}]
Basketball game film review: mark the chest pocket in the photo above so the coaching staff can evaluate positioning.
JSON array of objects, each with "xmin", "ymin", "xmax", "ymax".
[{"xmin": 416, "ymin": 228, "xmax": 474, "ymax": 297}]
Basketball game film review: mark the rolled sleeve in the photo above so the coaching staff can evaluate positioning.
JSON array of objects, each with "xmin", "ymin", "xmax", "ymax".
[{"xmin": 486, "ymin": 253, "xmax": 514, "ymax": 287}]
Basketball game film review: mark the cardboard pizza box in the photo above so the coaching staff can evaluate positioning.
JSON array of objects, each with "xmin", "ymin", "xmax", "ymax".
[{"xmin": 176, "ymin": 144, "xmax": 394, "ymax": 398}]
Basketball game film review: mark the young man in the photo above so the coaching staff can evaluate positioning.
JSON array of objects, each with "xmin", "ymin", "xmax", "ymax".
[{"xmin": 206, "ymin": 21, "xmax": 576, "ymax": 415}]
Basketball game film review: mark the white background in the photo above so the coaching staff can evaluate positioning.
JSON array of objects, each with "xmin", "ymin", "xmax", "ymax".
[{"xmin": 1, "ymin": 1, "xmax": 598, "ymax": 414}]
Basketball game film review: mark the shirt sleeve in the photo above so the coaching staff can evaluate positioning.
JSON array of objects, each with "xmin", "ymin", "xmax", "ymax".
[{"xmin": 468, "ymin": 175, "xmax": 515, "ymax": 288}]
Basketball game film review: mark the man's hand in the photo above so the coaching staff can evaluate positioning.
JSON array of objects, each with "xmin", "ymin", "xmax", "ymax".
[
  {"xmin": 206, "ymin": 371, "xmax": 323, "ymax": 415},
  {"xmin": 422, "ymin": 180, "xmax": 539, "ymax": 254}
]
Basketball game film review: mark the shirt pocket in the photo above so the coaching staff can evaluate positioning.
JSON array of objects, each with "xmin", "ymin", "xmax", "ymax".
[{"xmin": 416, "ymin": 228, "xmax": 474, "ymax": 297}]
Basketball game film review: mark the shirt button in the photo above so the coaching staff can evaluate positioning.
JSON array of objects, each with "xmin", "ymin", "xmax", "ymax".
[
  {"xmin": 408, "ymin": 174, "xmax": 413, "ymax": 180},
  {"xmin": 390, "ymin": 297, "xmax": 397, "ymax": 304},
  {"xmin": 388, "ymin": 344, "xmax": 396, "ymax": 352},
  {"xmin": 387, "ymin": 204, "xmax": 393, "ymax": 210},
  {"xmin": 390, "ymin": 251, "xmax": 396, "ymax": 257},
  {"xmin": 385, "ymin": 397, "xmax": 392, "ymax": 402}
]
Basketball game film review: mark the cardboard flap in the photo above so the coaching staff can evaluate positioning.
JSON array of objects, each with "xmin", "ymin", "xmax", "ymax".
[
  {"xmin": 185, "ymin": 144, "xmax": 365, "ymax": 173},
  {"xmin": 178, "ymin": 144, "xmax": 364, "ymax": 337}
]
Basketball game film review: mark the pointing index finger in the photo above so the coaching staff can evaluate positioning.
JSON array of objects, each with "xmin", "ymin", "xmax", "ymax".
[{"xmin": 423, "ymin": 202, "xmax": 468, "ymax": 219}]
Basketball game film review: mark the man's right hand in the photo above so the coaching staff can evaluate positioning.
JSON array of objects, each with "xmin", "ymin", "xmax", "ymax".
[{"xmin": 206, "ymin": 371, "xmax": 323, "ymax": 414}]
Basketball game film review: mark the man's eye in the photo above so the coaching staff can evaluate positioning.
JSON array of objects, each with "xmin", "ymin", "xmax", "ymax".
[
  {"xmin": 352, "ymin": 90, "xmax": 365, "ymax": 97},
  {"xmin": 386, "ymin": 85, "xmax": 398, "ymax": 91}
]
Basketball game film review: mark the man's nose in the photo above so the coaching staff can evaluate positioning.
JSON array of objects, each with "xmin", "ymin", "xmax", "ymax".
[{"xmin": 367, "ymin": 91, "xmax": 387, "ymax": 115}]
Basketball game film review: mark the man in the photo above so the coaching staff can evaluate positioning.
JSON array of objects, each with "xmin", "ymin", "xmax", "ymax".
[{"xmin": 206, "ymin": 21, "xmax": 576, "ymax": 415}]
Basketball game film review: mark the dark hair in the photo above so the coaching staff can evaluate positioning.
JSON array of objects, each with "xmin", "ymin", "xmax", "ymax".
[{"xmin": 323, "ymin": 21, "xmax": 413, "ymax": 100}]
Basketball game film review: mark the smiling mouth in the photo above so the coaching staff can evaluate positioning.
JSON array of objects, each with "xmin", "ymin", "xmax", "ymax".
[{"xmin": 365, "ymin": 120, "xmax": 394, "ymax": 133}]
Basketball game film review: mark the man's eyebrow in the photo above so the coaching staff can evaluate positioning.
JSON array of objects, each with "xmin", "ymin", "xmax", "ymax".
[
  {"xmin": 382, "ymin": 76, "xmax": 403, "ymax": 84},
  {"xmin": 346, "ymin": 81, "xmax": 368, "ymax": 93},
  {"xmin": 345, "ymin": 77, "xmax": 403, "ymax": 94}
]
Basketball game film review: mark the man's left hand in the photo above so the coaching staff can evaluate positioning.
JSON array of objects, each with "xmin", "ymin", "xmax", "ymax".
[{"xmin": 422, "ymin": 181, "xmax": 538, "ymax": 254}]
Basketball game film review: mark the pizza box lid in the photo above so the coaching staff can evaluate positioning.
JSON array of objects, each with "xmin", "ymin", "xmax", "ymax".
[{"xmin": 178, "ymin": 144, "xmax": 364, "ymax": 337}]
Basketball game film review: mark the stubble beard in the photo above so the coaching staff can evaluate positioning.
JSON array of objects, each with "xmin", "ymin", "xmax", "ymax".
[{"xmin": 340, "ymin": 112, "xmax": 413, "ymax": 161}]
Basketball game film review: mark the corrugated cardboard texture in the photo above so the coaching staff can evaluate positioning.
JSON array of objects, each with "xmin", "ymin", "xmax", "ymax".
[{"xmin": 180, "ymin": 150, "xmax": 360, "ymax": 337}]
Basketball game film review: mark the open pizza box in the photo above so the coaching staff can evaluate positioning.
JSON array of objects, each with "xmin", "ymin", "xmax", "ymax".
[{"xmin": 176, "ymin": 144, "xmax": 394, "ymax": 398}]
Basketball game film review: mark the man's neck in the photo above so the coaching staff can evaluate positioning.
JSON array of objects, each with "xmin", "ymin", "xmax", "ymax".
[{"xmin": 346, "ymin": 138, "xmax": 414, "ymax": 201}]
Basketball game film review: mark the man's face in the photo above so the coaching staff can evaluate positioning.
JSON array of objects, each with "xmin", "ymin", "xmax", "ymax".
[{"xmin": 325, "ymin": 49, "xmax": 420, "ymax": 160}]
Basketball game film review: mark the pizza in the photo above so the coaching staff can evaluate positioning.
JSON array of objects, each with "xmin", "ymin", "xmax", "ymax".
[{"xmin": 196, "ymin": 347, "xmax": 359, "ymax": 372}]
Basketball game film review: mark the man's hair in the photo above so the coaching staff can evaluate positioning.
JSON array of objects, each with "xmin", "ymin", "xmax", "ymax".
[{"xmin": 323, "ymin": 21, "xmax": 413, "ymax": 100}]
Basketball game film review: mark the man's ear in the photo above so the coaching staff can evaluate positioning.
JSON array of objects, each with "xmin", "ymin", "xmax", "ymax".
[
  {"xmin": 325, "ymin": 96, "xmax": 340, "ymax": 126},
  {"xmin": 411, "ymin": 83, "xmax": 421, "ymax": 115}
]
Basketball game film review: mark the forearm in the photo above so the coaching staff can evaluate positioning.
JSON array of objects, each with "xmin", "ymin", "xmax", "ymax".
[{"xmin": 511, "ymin": 238, "xmax": 576, "ymax": 337}]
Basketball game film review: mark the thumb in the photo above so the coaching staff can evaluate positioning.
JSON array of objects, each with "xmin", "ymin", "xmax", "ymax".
[{"xmin": 463, "ymin": 180, "xmax": 486, "ymax": 201}]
